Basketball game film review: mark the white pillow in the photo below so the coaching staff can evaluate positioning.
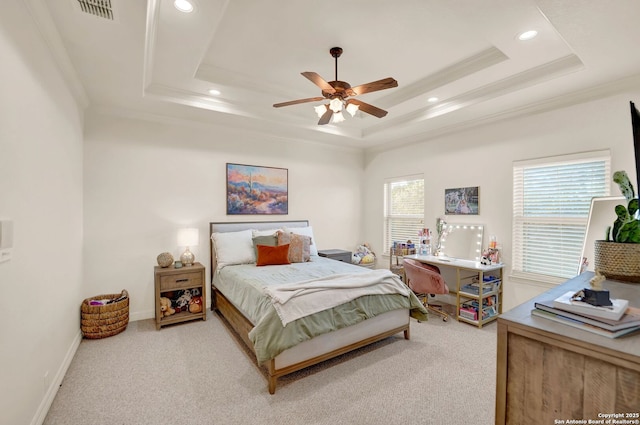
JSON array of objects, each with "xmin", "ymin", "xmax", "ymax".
[
  {"xmin": 211, "ymin": 229, "xmax": 255, "ymax": 269},
  {"xmin": 252, "ymin": 228, "xmax": 282, "ymax": 237},
  {"xmin": 285, "ymin": 226, "xmax": 318, "ymax": 256}
]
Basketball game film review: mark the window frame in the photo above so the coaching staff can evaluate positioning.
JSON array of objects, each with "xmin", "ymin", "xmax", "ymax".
[
  {"xmin": 383, "ymin": 174, "xmax": 425, "ymax": 256},
  {"xmin": 511, "ymin": 150, "xmax": 611, "ymax": 284}
]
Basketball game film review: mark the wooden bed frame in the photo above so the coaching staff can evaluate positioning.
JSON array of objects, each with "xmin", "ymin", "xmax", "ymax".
[{"xmin": 209, "ymin": 220, "xmax": 411, "ymax": 394}]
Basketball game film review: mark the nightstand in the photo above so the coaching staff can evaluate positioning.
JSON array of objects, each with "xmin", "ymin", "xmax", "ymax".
[
  {"xmin": 154, "ymin": 262, "xmax": 206, "ymax": 330},
  {"xmin": 318, "ymin": 249, "xmax": 352, "ymax": 263}
]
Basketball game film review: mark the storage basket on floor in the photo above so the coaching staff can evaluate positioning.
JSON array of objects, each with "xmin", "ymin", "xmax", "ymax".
[{"xmin": 81, "ymin": 289, "xmax": 129, "ymax": 339}]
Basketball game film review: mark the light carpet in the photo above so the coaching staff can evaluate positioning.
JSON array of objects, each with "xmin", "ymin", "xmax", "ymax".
[{"xmin": 44, "ymin": 309, "xmax": 497, "ymax": 425}]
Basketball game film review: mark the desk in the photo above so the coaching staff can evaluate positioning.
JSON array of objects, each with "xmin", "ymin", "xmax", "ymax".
[
  {"xmin": 405, "ymin": 254, "xmax": 504, "ymax": 327},
  {"xmin": 495, "ymin": 272, "xmax": 640, "ymax": 424}
]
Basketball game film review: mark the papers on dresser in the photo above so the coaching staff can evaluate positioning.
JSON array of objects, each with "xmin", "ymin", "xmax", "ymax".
[
  {"xmin": 552, "ymin": 291, "xmax": 629, "ymax": 321},
  {"xmin": 530, "ymin": 309, "xmax": 640, "ymax": 339},
  {"xmin": 534, "ymin": 300, "xmax": 640, "ymax": 332}
]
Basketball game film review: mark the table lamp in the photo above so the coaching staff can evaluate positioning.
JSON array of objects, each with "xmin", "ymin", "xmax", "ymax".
[{"xmin": 177, "ymin": 228, "xmax": 199, "ymax": 266}]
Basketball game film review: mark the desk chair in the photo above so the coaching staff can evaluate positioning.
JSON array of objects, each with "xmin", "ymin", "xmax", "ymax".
[{"xmin": 403, "ymin": 258, "xmax": 449, "ymax": 321}]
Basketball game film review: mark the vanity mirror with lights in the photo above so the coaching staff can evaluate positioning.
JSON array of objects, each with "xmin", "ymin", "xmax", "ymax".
[
  {"xmin": 406, "ymin": 222, "xmax": 504, "ymax": 328},
  {"xmin": 439, "ymin": 223, "xmax": 484, "ymax": 261}
]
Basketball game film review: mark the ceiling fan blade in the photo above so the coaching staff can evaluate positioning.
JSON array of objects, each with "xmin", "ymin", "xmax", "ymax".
[
  {"xmin": 318, "ymin": 108, "xmax": 333, "ymax": 125},
  {"xmin": 273, "ymin": 97, "xmax": 325, "ymax": 108},
  {"xmin": 349, "ymin": 77, "xmax": 398, "ymax": 96},
  {"xmin": 347, "ymin": 99, "xmax": 388, "ymax": 118},
  {"xmin": 302, "ymin": 72, "xmax": 336, "ymax": 94}
]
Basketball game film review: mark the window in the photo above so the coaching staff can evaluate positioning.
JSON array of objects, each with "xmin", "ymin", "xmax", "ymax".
[
  {"xmin": 512, "ymin": 151, "xmax": 610, "ymax": 282},
  {"xmin": 383, "ymin": 175, "xmax": 424, "ymax": 255}
]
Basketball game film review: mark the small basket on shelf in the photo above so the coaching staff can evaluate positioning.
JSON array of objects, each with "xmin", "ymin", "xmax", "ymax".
[{"xmin": 81, "ymin": 289, "xmax": 129, "ymax": 339}]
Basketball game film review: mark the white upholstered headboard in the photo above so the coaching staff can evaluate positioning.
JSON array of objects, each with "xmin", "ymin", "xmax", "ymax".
[{"xmin": 208, "ymin": 220, "xmax": 309, "ymax": 278}]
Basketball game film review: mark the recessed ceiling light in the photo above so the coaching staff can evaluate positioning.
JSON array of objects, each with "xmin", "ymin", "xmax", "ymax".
[
  {"xmin": 427, "ymin": 97, "xmax": 439, "ymax": 103},
  {"xmin": 208, "ymin": 89, "xmax": 221, "ymax": 96},
  {"xmin": 174, "ymin": 0, "xmax": 194, "ymax": 13},
  {"xmin": 518, "ymin": 30, "xmax": 538, "ymax": 41}
]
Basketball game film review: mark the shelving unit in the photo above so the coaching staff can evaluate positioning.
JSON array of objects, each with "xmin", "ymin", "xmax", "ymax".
[
  {"xmin": 154, "ymin": 262, "xmax": 206, "ymax": 330},
  {"xmin": 455, "ymin": 266, "xmax": 503, "ymax": 328},
  {"xmin": 403, "ymin": 254, "xmax": 504, "ymax": 328}
]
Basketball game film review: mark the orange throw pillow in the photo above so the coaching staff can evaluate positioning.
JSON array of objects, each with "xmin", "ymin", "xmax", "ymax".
[{"xmin": 256, "ymin": 244, "xmax": 291, "ymax": 266}]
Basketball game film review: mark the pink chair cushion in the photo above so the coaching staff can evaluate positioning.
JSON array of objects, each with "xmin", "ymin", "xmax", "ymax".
[{"xmin": 403, "ymin": 258, "xmax": 449, "ymax": 294}]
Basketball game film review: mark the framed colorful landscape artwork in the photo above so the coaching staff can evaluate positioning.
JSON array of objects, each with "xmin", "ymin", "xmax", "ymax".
[
  {"xmin": 226, "ymin": 163, "xmax": 288, "ymax": 215},
  {"xmin": 445, "ymin": 186, "xmax": 479, "ymax": 215}
]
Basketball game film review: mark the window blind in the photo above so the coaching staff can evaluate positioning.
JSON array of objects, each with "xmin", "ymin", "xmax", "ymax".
[
  {"xmin": 383, "ymin": 175, "xmax": 424, "ymax": 254},
  {"xmin": 512, "ymin": 151, "xmax": 610, "ymax": 281}
]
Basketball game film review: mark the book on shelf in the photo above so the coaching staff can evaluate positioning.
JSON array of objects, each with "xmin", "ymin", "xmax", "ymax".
[
  {"xmin": 531, "ymin": 309, "xmax": 640, "ymax": 339},
  {"xmin": 552, "ymin": 291, "xmax": 629, "ymax": 321},
  {"xmin": 534, "ymin": 300, "xmax": 640, "ymax": 332}
]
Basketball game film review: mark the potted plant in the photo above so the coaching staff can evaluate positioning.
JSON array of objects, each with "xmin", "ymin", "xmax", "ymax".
[{"xmin": 594, "ymin": 170, "xmax": 640, "ymax": 282}]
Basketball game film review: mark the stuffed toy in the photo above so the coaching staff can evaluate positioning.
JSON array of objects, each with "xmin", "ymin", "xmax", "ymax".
[
  {"xmin": 160, "ymin": 297, "xmax": 175, "ymax": 317},
  {"xmin": 189, "ymin": 296, "xmax": 203, "ymax": 314},
  {"xmin": 174, "ymin": 289, "xmax": 193, "ymax": 311},
  {"xmin": 353, "ymin": 243, "xmax": 376, "ymax": 265}
]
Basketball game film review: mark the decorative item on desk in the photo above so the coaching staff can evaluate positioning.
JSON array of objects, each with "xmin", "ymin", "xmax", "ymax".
[
  {"xmin": 434, "ymin": 217, "xmax": 448, "ymax": 256},
  {"xmin": 481, "ymin": 247, "xmax": 500, "ymax": 264},
  {"xmin": 174, "ymin": 260, "xmax": 182, "ymax": 269},
  {"xmin": 177, "ymin": 227, "xmax": 199, "ymax": 266},
  {"xmin": 418, "ymin": 228, "xmax": 431, "ymax": 255},
  {"xmin": 594, "ymin": 170, "xmax": 640, "ymax": 282}
]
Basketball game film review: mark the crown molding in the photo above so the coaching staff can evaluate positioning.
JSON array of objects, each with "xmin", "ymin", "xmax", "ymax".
[
  {"xmin": 367, "ymin": 72, "xmax": 640, "ymax": 154},
  {"xmin": 376, "ymin": 46, "xmax": 509, "ymax": 108}
]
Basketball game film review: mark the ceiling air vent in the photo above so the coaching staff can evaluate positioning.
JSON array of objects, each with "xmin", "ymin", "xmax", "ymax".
[{"xmin": 76, "ymin": 0, "xmax": 114, "ymax": 20}]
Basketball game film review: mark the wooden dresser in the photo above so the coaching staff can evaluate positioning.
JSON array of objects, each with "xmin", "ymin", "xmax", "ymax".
[{"xmin": 495, "ymin": 272, "xmax": 640, "ymax": 424}]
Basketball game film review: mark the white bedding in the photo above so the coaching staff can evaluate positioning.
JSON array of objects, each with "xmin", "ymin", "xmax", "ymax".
[
  {"xmin": 213, "ymin": 256, "xmax": 428, "ymax": 363},
  {"xmin": 263, "ymin": 269, "xmax": 411, "ymax": 325},
  {"xmin": 213, "ymin": 255, "xmax": 369, "ymax": 324}
]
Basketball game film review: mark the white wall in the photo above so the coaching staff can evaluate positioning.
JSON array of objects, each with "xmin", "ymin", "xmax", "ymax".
[
  {"xmin": 0, "ymin": 2, "xmax": 84, "ymax": 424},
  {"xmin": 364, "ymin": 93, "xmax": 640, "ymax": 311},
  {"xmin": 82, "ymin": 112, "xmax": 365, "ymax": 320}
]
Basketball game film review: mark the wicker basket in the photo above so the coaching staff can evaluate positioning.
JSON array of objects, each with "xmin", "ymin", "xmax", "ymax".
[
  {"xmin": 594, "ymin": 241, "xmax": 640, "ymax": 283},
  {"xmin": 81, "ymin": 290, "xmax": 129, "ymax": 339}
]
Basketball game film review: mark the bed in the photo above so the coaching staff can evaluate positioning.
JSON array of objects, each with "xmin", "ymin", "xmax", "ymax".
[{"xmin": 209, "ymin": 220, "xmax": 428, "ymax": 393}]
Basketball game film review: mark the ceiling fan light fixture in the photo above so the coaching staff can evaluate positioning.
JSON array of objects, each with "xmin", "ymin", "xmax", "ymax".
[
  {"xmin": 346, "ymin": 103, "xmax": 359, "ymax": 117},
  {"xmin": 314, "ymin": 104, "xmax": 328, "ymax": 118},
  {"xmin": 329, "ymin": 98, "xmax": 343, "ymax": 113},
  {"xmin": 273, "ymin": 47, "xmax": 398, "ymax": 125}
]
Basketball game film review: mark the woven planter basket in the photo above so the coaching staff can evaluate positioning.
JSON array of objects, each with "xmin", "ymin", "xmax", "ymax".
[
  {"xmin": 81, "ymin": 289, "xmax": 129, "ymax": 339},
  {"xmin": 594, "ymin": 241, "xmax": 640, "ymax": 283}
]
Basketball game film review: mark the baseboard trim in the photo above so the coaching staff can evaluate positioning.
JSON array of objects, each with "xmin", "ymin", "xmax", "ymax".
[
  {"xmin": 130, "ymin": 309, "xmax": 154, "ymax": 322},
  {"xmin": 31, "ymin": 329, "xmax": 82, "ymax": 425}
]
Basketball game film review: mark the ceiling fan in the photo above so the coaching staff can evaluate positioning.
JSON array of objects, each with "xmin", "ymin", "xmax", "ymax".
[{"xmin": 273, "ymin": 47, "xmax": 398, "ymax": 125}]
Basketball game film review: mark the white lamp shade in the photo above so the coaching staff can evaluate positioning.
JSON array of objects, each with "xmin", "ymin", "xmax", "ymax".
[
  {"xmin": 332, "ymin": 111, "xmax": 345, "ymax": 123},
  {"xmin": 314, "ymin": 104, "xmax": 328, "ymax": 118},
  {"xmin": 346, "ymin": 103, "xmax": 359, "ymax": 117},
  {"xmin": 329, "ymin": 98, "xmax": 343, "ymax": 113},
  {"xmin": 177, "ymin": 228, "xmax": 199, "ymax": 247}
]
